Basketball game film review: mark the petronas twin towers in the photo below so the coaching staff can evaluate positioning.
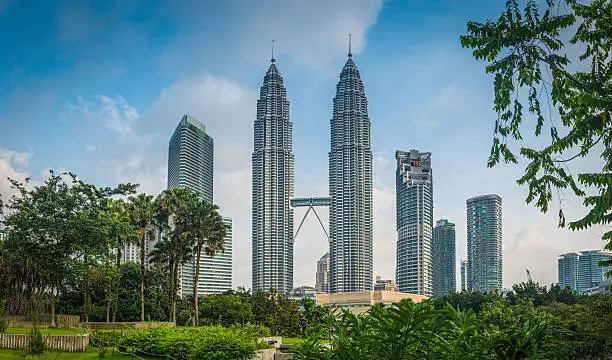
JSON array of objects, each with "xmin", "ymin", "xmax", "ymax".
[{"xmin": 252, "ymin": 45, "xmax": 373, "ymax": 293}]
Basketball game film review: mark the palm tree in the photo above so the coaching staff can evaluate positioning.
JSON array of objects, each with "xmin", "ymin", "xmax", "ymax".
[
  {"xmin": 150, "ymin": 188, "xmax": 197, "ymax": 323},
  {"xmin": 176, "ymin": 197, "xmax": 227, "ymax": 327},
  {"xmin": 128, "ymin": 193, "xmax": 156, "ymax": 322},
  {"xmin": 101, "ymin": 198, "xmax": 135, "ymax": 322}
]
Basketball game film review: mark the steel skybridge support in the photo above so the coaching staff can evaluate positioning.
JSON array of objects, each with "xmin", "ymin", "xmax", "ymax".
[{"xmin": 291, "ymin": 197, "xmax": 331, "ymax": 243}]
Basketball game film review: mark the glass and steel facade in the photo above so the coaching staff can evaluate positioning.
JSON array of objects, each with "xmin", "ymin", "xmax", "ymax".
[
  {"xmin": 558, "ymin": 252, "xmax": 579, "ymax": 291},
  {"xmin": 168, "ymin": 115, "xmax": 214, "ymax": 203},
  {"xmin": 395, "ymin": 150, "xmax": 433, "ymax": 296},
  {"xmin": 329, "ymin": 53, "xmax": 373, "ymax": 293},
  {"xmin": 316, "ymin": 252, "xmax": 330, "ymax": 294},
  {"xmin": 181, "ymin": 217, "xmax": 233, "ymax": 296},
  {"xmin": 167, "ymin": 115, "xmax": 232, "ymax": 295},
  {"xmin": 432, "ymin": 219, "xmax": 456, "ymax": 297},
  {"xmin": 466, "ymin": 194, "xmax": 502, "ymax": 293},
  {"xmin": 252, "ymin": 58, "xmax": 294, "ymax": 293},
  {"xmin": 460, "ymin": 259, "xmax": 467, "ymax": 292}
]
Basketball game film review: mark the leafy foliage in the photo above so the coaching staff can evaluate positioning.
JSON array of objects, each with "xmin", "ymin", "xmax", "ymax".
[
  {"xmin": 461, "ymin": 0, "xmax": 612, "ymax": 271},
  {"xmin": 117, "ymin": 325, "xmax": 259, "ymax": 360},
  {"xmin": 27, "ymin": 327, "xmax": 46, "ymax": 355}
]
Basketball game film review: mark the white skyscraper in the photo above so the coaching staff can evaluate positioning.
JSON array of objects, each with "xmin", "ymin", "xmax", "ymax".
[{"xmin": 395, "ymin": 150, "xmax": 433, "ymax": 296}]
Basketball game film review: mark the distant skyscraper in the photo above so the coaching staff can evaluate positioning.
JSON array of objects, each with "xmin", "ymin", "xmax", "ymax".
[
  {"xmin": 395, "ymin": 150, "xmax": 433, "ymax": 296},
  {"xmin": 316, "ymin": 252, "xmax": 330, "ymax": 294},
  {"xmin": 168, "ymin": 114, "xmax": 214, "ymax": 203},
  {"xmin": 466, "ymin": 194, "xmax": 502, "ymax": 293},
  {"xmin": 252, "ymin": 54, "xmax": 294, "ymax": 293},
  {"xmin": 432, "ymin": 219, "xmax": 456, "ymax": 297},
  {"xmin": 181, "ymin": 217, "xmax": 232, "ymax": 296},
  {"xmin": 460, "ymin": 259, "xmax": 467, "ymax": 292},
  {"xmin": 329, "ymin": 48, "xmax": 373, "ymax": 293},
  {"xmin": 167, "ymin": 115, "xmax": 232, "ymax": 295},
  {"xmin": 558, "ymin": 252, "xmax": 579, "ymax": 291},
  {"xmin": 577, "ymin": 250, "xmax": 612, "ymax": 293}
]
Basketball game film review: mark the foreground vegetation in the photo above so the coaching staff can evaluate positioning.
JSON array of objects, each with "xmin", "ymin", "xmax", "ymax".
[{"xmin": 293, "ymin": 286, "xmax": 612, "ymax": 359}]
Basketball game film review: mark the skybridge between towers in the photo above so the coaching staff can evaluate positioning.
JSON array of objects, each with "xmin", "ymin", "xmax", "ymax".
[{"xmin": 291, "ymin": 197, "xmax": 331, "ymax": 243}]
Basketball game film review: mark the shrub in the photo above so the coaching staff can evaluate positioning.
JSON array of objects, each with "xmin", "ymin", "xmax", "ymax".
[
  {"xmin": 28, "ymin": 328, "xmax": 46, "ymax": 354},
  {"xmin": 90, "ymin": 329, "xmax": 123, "ymax": 348},
  {"xmin": 98, "ymin": 347, "xmax": 107, "ymax": 358},
  {"xmin": 118, "ymin": 325, "xmax": 258, "ymax": 360}
]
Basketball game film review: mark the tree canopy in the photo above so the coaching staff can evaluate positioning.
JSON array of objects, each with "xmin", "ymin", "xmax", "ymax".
[{"xmin": 461, "ymin": 0, "xmax": 612, "ymax": 268}]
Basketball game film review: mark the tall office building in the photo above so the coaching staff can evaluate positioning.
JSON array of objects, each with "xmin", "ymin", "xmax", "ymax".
[
  {"xmin": 181, "ymin": 217, "xmax": 233, "ymax": 296},
  {"xmin": 168, "ymin": 114, "xmax": 214, "ymax": 203},
  {"xmin": 252, "ymin": 54, "xmax": 294, "ymax": 293},
  {"xmin": 558, "ymin": 252, "xmax": 580, "ymax": 291},
  {"xmin": 432, "ymin": 219, "xmax": 456, "ymax": 297},
  {"xmin": 167, "ymin": 115, "xmax": 232, "ymax": 295},
  {"xmin": 395, "ymin": 150, "xmax": 433, "ymax": 296},
  {"xmin": 577, "ymin": 250, "xmax": 612, "ymax": 293},
  {"xmin": 316, "ymin": 252, "xmax": 330, "ymax": 294},
  {"xmin": 466, "ymin": 194, "xmax": 502, "ymax": 293},
  {"xmin": 329, "ymin": 48, "xmax": 373, "ymax": 293},
  {"xmin": 460, "ymin": 259, "xmax": 467, "ymax": 292}
]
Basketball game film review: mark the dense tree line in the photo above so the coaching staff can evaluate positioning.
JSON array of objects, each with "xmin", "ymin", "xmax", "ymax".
[{"xmin": 0, "ymin": 171, "xmax": 227, "ymax": 327}]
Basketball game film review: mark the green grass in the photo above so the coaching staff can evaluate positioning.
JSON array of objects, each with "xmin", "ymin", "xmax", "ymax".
[
  {"xmin": 3, "ymin": 328, "xmax": 86, "ymax": 335},
  {"xmin": 282, "ymin": 337, "xmax": 303, "ymax": 345},
  {"xmin": 0, "ymin": 348, "xmax": 159, "ymax": 359}
]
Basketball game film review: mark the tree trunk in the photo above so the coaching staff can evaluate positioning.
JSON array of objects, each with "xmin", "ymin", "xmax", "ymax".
[
  {"xmin": 140, "ymin": 234, "xmax": 146, "ymax": 322},
  {"xmin": 193, "ymin": 242, "xmax": 201, "ymax": 327},
  {"xmin": 113, "ymin": 245, "xmax": 122, "ymax": 323},
  {"xmin": 106, "ymin": 299, "xmax": 110, "ymax": 323},
  {"xmin": 173, "ymin": 262, "xmax": 179, "ymax": 324},
  {"xmin": 50, "ymin": 285, "xmax": 57, "ymax": 328}
]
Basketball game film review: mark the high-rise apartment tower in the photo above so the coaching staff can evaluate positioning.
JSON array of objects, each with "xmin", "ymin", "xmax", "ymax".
[
  {"xmin": 395, "ymin": 150, "xmax": 433, "ymax": 296},
  {"xmin": 466, "ymin": 194, "xmax": 502, "ymax": 293},
  {"xmin": 432, "ymin": 219, "xmax": 456, "ymax": 297}
]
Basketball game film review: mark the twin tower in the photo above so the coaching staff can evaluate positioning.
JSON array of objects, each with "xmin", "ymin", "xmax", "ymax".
[{"xmin": 252, "ymin": 46, "xmax": 373, "ymax": 294}]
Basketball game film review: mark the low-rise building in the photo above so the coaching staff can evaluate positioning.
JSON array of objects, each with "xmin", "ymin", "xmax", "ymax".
[
  {"xmin": 373, "ymin": 276, "xmax": 398, "ymax": 292},
  {"xmin": 315, "ymin": 291, "xmax": 428, "ymax": 315}
]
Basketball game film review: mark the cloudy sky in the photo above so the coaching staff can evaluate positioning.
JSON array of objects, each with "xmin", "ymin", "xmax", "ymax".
[{"xmin": 0, "ymin": 0, "xmax": 605, "ymax": 290}]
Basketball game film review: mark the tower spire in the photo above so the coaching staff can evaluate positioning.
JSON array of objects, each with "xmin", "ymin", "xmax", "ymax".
[
  {"xmin": 271, "ymin": 40, "xmax": 275, "ymax": 62},
  {"xmin": 348, "ymin": 34, "xmax": 352, "ymax": 57}
]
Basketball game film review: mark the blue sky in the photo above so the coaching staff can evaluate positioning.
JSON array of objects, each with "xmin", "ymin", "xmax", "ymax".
[{"xmin": 0, "ymin": 0, "xmax": 604, "ymax": 289}]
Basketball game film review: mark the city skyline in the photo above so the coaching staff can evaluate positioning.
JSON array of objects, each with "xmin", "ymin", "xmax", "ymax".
[{"xmin": 0, "ymin": 0, "xmax": 606, "ymax": 290}]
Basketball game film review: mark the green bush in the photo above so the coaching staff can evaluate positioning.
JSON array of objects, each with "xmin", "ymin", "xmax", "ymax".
[
  {"xmin": 27, "ymin": 328, "xmax": 46, "ymax": 354},
  {"xmin": 98, "ymin": 347, "xmax": 108, "ymax": 358},
  {"xmin": 90, "ymin": 329, "xmax": 123, "ymax": 347},
  {"xmin": 118, "ymin": 325, "xmax": 259, "ymax": 360}
]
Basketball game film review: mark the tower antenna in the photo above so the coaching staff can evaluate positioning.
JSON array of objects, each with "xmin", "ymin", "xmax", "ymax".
[
  {"xmin": 271, "ymin": 40, "xmax": 275, "ymax": 62},
  {"xmin": 348, "ymin": 34, "xmax": 352, "ymax": 57}
]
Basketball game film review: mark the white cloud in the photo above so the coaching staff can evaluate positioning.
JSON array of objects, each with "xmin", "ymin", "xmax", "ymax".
[{"xmin": 0, "ymin": 146, "xmax": 32, "ymax": 200}]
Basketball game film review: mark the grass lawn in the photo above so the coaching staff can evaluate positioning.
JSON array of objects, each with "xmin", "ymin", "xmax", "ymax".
[
  {"xmin": 3, "ymin": 328, "xmax": 86, "ymax": 335},
  {"xmin": 0, "ymin": 348, "xmax": 158, "ymax": 359},
  {"xmin": 282, "ymin": 337, "xmax": 303, "ymax": 345}
]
